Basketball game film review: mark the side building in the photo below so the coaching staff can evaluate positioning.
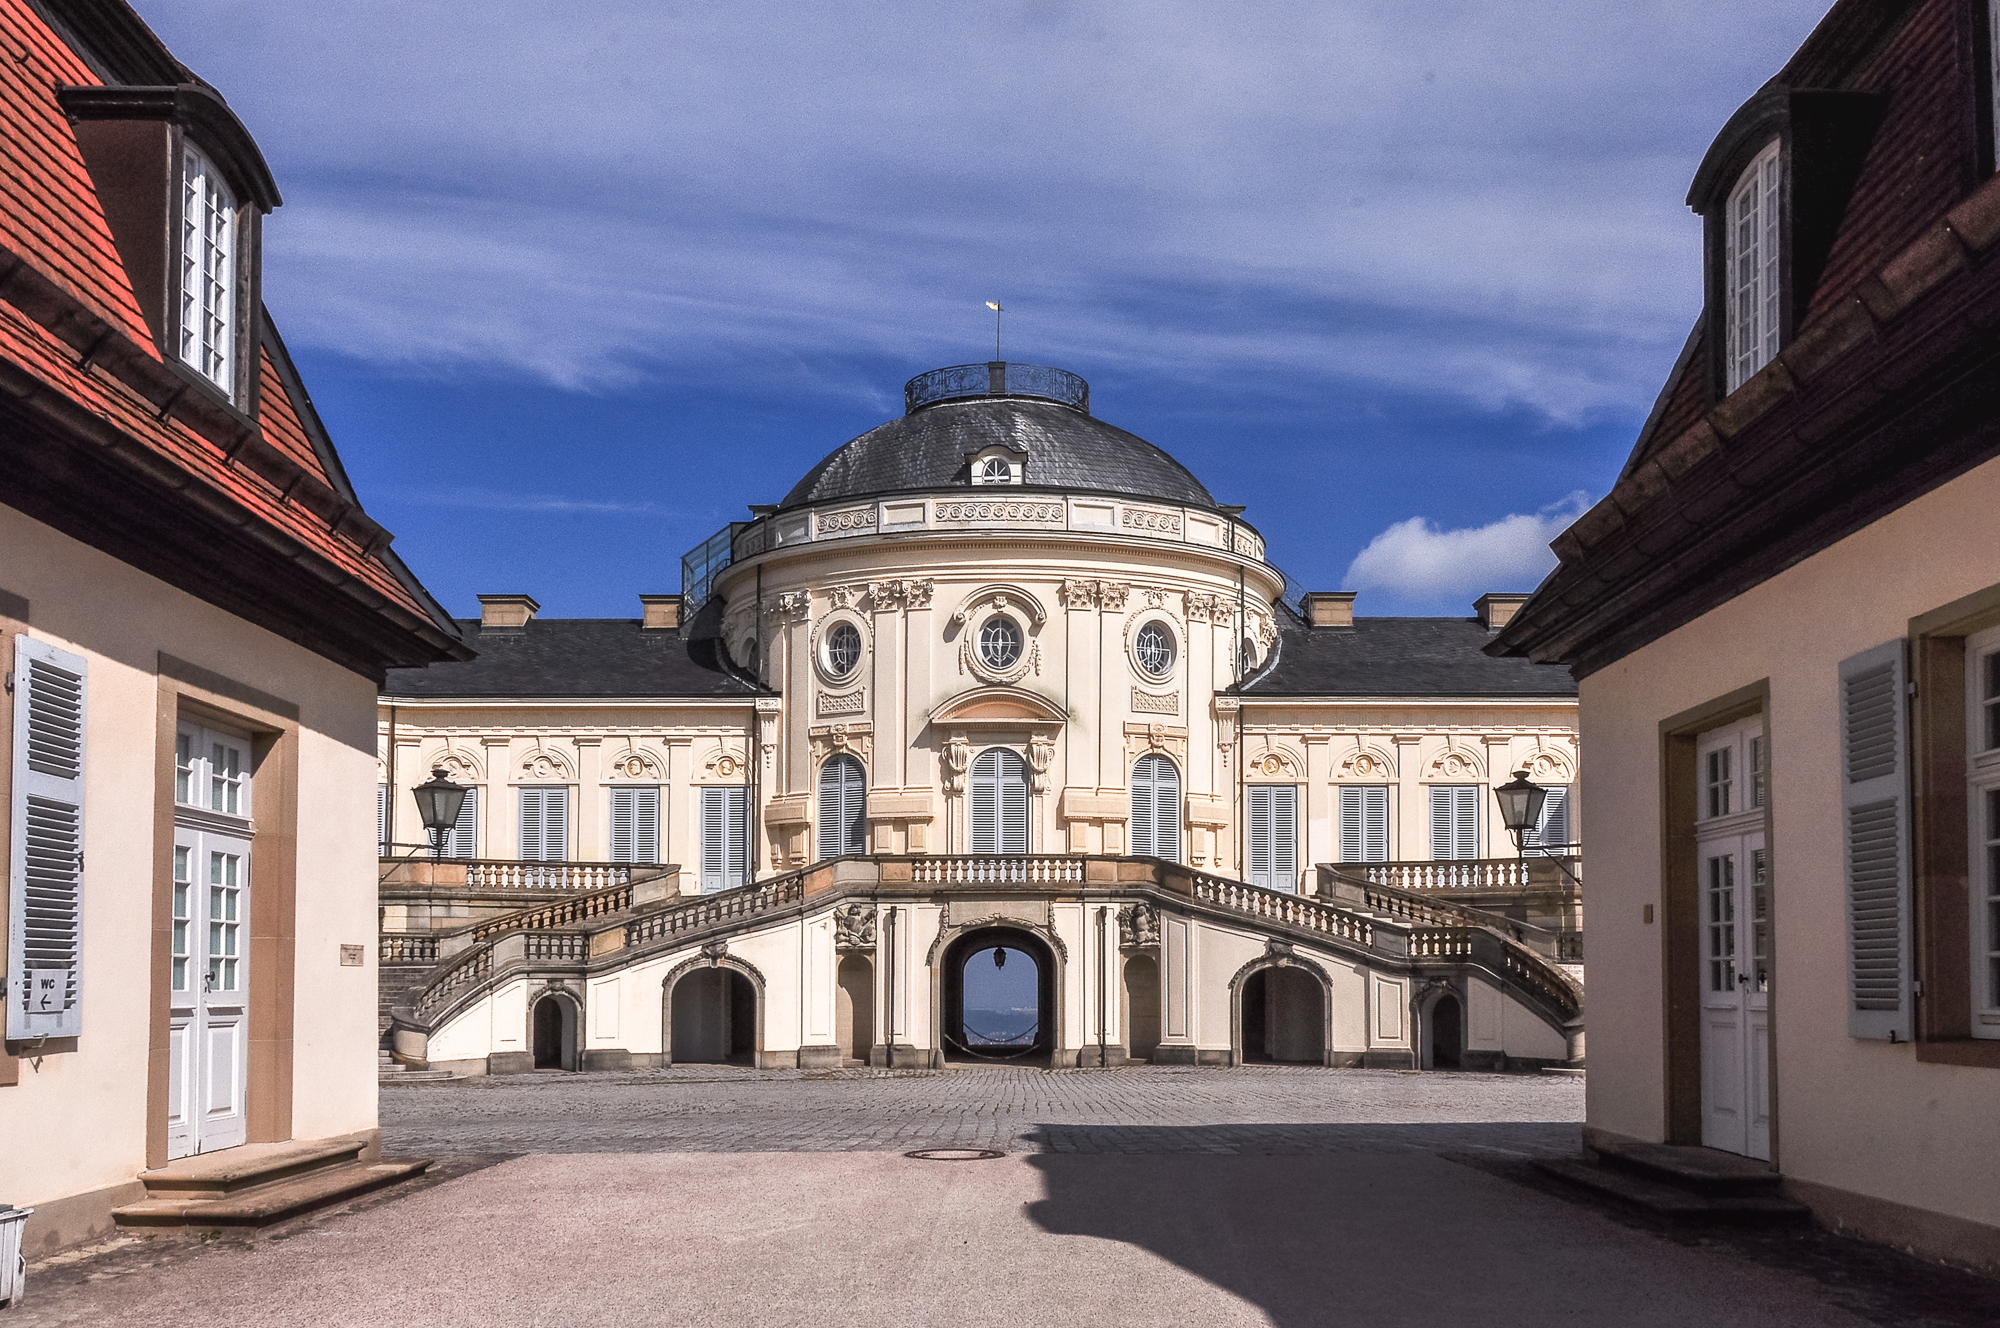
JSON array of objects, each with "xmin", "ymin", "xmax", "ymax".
[
  {"xmin": 1, "ymin": 0, "xmax": 467, "ymax": 1254},
  {"xmin": 378, "ymin": 364, "xmax": 1582, "ymax": 1076},
  {"xmin": 1493, "ymin": 0, "xmax": 2000, "ymax": 1273}
]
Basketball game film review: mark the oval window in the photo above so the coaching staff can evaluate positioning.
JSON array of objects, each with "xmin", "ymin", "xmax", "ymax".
[
  {"xmin": 1135, "ymin": 620, "xmax": 1175, "ymax": 677},
  {"xmin": 978, "ymin": 616, "xmax": 1023, "ymax": 670},
  {"xmin": 824, "ymin": 622, "xmax": 862, "ymax": 677}
]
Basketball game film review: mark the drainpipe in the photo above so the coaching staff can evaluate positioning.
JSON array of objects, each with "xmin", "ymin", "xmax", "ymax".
[
  {"xmin": 883, "ymin": 906, "xmax": 896, "ymax": 1070},
  {"xmin": 386, "ymin": 704, "xmax": 397, "ymax": 852},
  {"xmin": 1097, "ymin": 905, "xmax": 1109, "ymax": 1067}
]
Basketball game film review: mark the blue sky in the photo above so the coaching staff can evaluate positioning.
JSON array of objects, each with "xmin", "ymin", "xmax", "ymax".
[{"xmin": 135, "ymin": 1, "xmax": 1834, "ymax": 619}]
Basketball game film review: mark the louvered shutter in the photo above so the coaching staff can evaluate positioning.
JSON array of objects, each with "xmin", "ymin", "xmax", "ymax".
[
  {"xmin": 633, "ymin": 786, "xmax": 660, "ymax": 864},
  {"xmin": 519, "ymin": 787, "xmax": 566, "ymax": 861},
  {"xmin": 1841, "ymin": 641, "xmax": 1910, "ymax": 1039},
  {"xmin": 1338, "ymin": 786, "xmax": 1388, "ymax": 863},
  {"xmin": 1249, "ymin": 785, "xmax": 1296, "ymax": 889},
  {"xmin": 1526, "ymin": 786, "xmax": 1569, "ymax": 855},
  {"xmin": 445, "ymin": 787, "xmax": 478, "ymax": 858},
  {"xmin": 1131, "ymin": 758, "xmax": 1156, "ymax": 859},
  {"xmin": 1000, "ymin": 751, "xmax": 1029, "ymax": 854},
  {"xmin": 1152, "ymin": 757, "xmax": 1179, "ymax": 863},
  {"xmin": 1429, "ymin": 787, "xmax": 1454, "ymax": 859},
  {"xmin": 700, "ymin": 787, "xmax": 726, "ymax": 890},
  {"xmin": 1337, "ymin": 786, "xmax": 1362, "ymax": 863},
  {"xmin": 610, "ymin": 787, "xmax": 635, "ymax": 863},
  {"xmin": 1248, "ymin": 785, "xmax": 1271, "ymax": 883},
  {"xmin": 819, "ymin": 758, "xmax": 864, "ymax": 859},
  {"xmin": 1454, "ymin": 786, "xmax": 1478, "ymax": 858},
  {"xmin": 970, "ymin": 750, "xmax": 999, "ymax": 854},
  {"xmin": 1428, "ymin": 786, "xmax": 1478, "ymax": 860},
  {"xmin": 9, "ymin": 636, "xmax": 86, "ymax": 1040},
  {"xmin": 724, "ymin": 786, "xmax": 749, "ymax": 888},
  {"xmin": 376, "ymin": 783, "xmax": 388, "ymax": 856},
  {"xmin": 519, "ymin": 787, "xmax": 544, "ymax": 861}
]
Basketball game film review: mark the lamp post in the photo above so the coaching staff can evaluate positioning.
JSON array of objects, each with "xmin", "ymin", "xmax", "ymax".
[
  {"xmin": 410, "ymin": 767, "xmax": 469, "ymax": 860},
  {"xmin": 1493, "ymin": 769, "xmax": 1548, "ymax": 855}
]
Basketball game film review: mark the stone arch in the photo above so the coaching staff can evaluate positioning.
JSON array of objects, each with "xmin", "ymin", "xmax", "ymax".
[
  {"xmin": 427, "ymin": 744, "xmax": 483, "ymax": 782},
  {"xmin": 661, "ymin": 950, "xmax": 766, "ymax": 1066},
  {"xmin": 526, "ymin": 984, "xmax": 580, "ymax": 1072},
  {"xmin": 1336, "ymin": 742, "xmax": 1398, "ymax": 781},
  {"xmin": 937, "ymin": 924, "xmax": 1059, "ymax": 1065},
  {"xmin": 605, "ymin": 744, "xmax": 665, "ymax": 782},
  {"xmin": 1245, "ymin": 742, "xmax": 1305, "ymax": 781},
  {"xmin": 1520, "ymin": 744, "xmax": 1575, "ymax": 784},
  {"xmin": 518, "ymin": 747, "xmax": 574, "ymax": 782},
  {"xmin": 1415, "ymin": 978, "xmax": 1466, "ymax": 1071},
  {"xmin": 927, "ymin": 910, "xmax": 1069, "ymax": 1066},
  {"xmin": 1228, "ymin": 950, "xmax": 1334, "ymax": 1067},
  {"xmin": 1426, "ymin": 741, "xmax": 1485, "ymax": 781}
]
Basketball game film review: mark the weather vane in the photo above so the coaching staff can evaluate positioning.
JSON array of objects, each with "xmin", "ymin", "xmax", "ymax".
[{"xmin": 986, "ymin": 301, "xmax": 1003, "ymax": 361}]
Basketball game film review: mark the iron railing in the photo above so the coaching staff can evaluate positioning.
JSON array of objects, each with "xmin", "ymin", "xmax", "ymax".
[{"xmin": 904, "ymin": 362, "xmax": 1089, "ymax": 415}]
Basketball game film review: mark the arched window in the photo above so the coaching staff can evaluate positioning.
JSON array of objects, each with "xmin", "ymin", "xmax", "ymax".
[
  {"xmin": 819, "ymin": 754, "xmax": 866, "ymax": 859},
  {"xmin": 969, "ymin": 748, "xmax": 1029, "ymax": 854},
  {"xmin": 1725, "ymin": 139, "xmax": 1781, "ymax": 392},
  {"xmin": 1130, "ymin": 753, "xmax": 1181, "ymax": 862}
]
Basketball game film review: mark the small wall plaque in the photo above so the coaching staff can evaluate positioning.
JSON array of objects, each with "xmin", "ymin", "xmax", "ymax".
[{"xmin": 339, "ymin": 944, "xmax": 365, "ymax": 967}]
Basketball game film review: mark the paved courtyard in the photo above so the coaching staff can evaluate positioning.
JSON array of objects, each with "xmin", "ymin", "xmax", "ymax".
[{"xmin": 17, "ymin": 1067, "xmax": 2000, "ymax": 1327}]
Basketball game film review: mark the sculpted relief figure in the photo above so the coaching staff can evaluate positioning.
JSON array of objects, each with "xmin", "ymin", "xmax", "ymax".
[
  {"xmin": 834, "ymin": 902, "xmax": 877, "ymax": 950},
  {"xmin": 1118, "ymin": 901, "xmax": 1160, "ymax": 949}
]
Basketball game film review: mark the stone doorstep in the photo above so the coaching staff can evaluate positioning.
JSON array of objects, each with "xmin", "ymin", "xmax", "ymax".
[
  {"xmin": 379, "ymin": 1070, "xmax": 455, "ymax": 1083},
  {"xmin": 1534, "ymin": 1158, "xmax": 1810, "ymax": 1226},
  {"xmin": 130, "ymin": 1138, "xmax": 370, "ymax": 1201},
  {"xmin": 112, "ymin": 1159, "xmax": 433, "ymax": 1228},
  {"xmin": 1586, "ymin": 1136, "xmax": 1789, "ymax": 1198}
]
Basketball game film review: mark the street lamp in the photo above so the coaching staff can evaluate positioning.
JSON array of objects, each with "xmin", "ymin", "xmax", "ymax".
[
  {"xmin": 411, "ymin": 767, "xmax": 469, "ymax": 860},
  {"xmin": 1493, "ymin": 769, "xmax": 1548, "ymax": 854}
]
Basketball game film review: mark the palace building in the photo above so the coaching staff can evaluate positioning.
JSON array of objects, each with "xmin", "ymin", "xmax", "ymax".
[{"xmin": 378, "ymin": 361, "xmax": 1586, "ymax": 1077}]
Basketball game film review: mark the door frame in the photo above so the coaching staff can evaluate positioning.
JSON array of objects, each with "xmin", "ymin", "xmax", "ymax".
[
  {"xmin": 1660, "ymin": 683, "xmax": 1780, "ymax": 1163},
  {"xmin": 149, "ymin": 657, "xmax": 301, "ymax": 1169}
]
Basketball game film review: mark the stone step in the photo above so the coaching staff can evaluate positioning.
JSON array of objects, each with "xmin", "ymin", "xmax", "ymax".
[
  {"xmin": 114, "ymin": 1158, "xmax": 432, "ymax": 1228},
  {"xmin": 1534, "ymin": 1158, "xmax": 1809, "ymax": 1226},
  {"xmin": 380, "ymin": 1069, "xmax": 455, "ymax": 1084},
  {"xmin": 1587, "ymin": 1136, "xmax": 1788, "ymax": 1198},
  {"xmin": 130, "ymin": 1137, "xmax": 368, "ymax": 1201}
]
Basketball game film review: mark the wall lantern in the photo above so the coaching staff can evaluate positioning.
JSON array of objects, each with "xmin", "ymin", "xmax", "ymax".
[
  {"xmin": 1493, "ymin": 769, "xmax": 1548, "ymax": 853},
  {"xmin": 411, "ymin": 767, "xmax": 469, "ymax": 859}
]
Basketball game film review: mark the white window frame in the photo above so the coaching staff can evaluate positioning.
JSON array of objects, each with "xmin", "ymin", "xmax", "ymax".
[
  {"xmin": 175, "ymin": 719, "xmax": 253, "ymax": 823},
  {"xmin": 1724, "ymin": 138, "xmax": 1782, "ymax": 393},
  {"xmin": 1966, "ymin": 625, "xmax": 2000, "ymax": 1037},
  {"xmin": 968, "ymin": 449, "xmax": 1024, "ymax": 485},
  {"xmin": 180, "ymin": 144, "xmax": 237, "ymax": 396}
]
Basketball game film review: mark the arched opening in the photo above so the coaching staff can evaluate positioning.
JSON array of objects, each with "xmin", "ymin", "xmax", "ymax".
[
  {"xmin": 669, "ymin": 967, "xmax": 757, "ymax": 1065},
  {"xmin": 835, "ymin": 953, "xmax": 875, "ymax": 1066},
  {"xmin": 969, "ymin": 748, "xmax": 1029, "ymax": 854},
  {"xmin": 818, "ymin": 754, "xmax": 866, "ymax": 860},
  {"xmin": 1240, "ymin": 965, "xmax": 1325, "ymax": 1065},
  {"xmin": 1130, "ymin": 753, "xmax": 1181, "ymax": 861},
  {"xmin": 531, "ymin": 993, "xmax": 576, "ymax": 1071},
  {"xmin": 943, "ymin": 926, "xmax": 1054, "ymax": 1064},
  {"xmin": 1430, "ymin": 993, "xmax": 1464, "ymax": 1070},
  {"xmin": 1122, "ymin": 953, "xmax": 1161, "ymax": 1062}
]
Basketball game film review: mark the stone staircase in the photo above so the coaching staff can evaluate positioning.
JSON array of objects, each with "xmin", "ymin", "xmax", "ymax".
[
  {"xmin": 378, "ymin": 1047, "xmax": 454, "ymax": 1084},
  {"xmin": 113, "ymin": 1137, "xmax": 432, "ymax": 1228},
  {"xmin": 1536, "ymin": 1136, "xmax": 1809, "ymax": 1225}
]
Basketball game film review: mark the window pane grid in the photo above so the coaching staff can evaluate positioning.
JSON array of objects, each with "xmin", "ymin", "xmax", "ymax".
[
  {"xmin": 171, "ymin": 846, "xmax": 190, "ymax": 992},
  {"xmin": 207, "ymin": 850, "xmax": 241, "ymax": 991},
  {"xmin": 1985, "ymin": 789, "xmax": 2000, "ymax": 1010},
  {"xmin": 179, "ymin": 147, "xmax": 235, "ymax": 393},
  {"xmin": 1707, "ymin": 853, "xmax": 1737, "ymax": 992},
  {"xmin": 1724, "ymin": 141, "xmax": 1781, "ymax": 392}
]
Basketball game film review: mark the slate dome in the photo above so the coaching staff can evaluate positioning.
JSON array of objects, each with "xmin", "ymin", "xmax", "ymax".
[{"xmin": 777, "ymin": 363, "xmax": 1218, "ymax": 512}]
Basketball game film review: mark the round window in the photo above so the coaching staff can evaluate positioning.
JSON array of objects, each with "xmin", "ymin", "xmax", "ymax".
[
  {"xmin": 824, "ymin": 622, "xmax": 862, "ymax": 677},
  {"xmin": 1135, "ymin": 620, "xmax": 1176, "ymax": 677},
  {"xmin": 978, "ymin": 616, "xmax": 1023, "ymax": 670}
]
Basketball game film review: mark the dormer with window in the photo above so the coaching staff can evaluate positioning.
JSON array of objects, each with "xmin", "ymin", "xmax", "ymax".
[
  {"xmin": 1689, "ymin": 87, "xmax": 1881, "ymax": 399},
  {"xmin": 966, "ymin": 443, "xmax": 1027, "ymax": 486},
  {"xmin": 57, "ymin": 84, "xmax": 282, "ymax": 416}
]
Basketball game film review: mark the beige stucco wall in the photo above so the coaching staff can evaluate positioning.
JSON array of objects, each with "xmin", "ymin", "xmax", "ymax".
[
  {"xmin": 0, "ymin": 505, "xmax": 380, "ymax": 1221},
  {"xmin": 1579, "ymin": 452, "xmax": 2000, "ymax": 1232}
]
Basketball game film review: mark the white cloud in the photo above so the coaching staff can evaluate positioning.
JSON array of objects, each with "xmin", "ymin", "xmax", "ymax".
[
  {"xmin": 1344, "ymin": 492, "xmax": 1591, "ymax": 604},
  {"xmin": 392, "ymin": 488, "xmax": 662, "ymax": 515}
]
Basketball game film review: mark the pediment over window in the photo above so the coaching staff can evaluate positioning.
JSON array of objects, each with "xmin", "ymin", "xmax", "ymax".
[{"xmin": 930, "ymin": 685, "xmax": 1067, "ymax": 726}]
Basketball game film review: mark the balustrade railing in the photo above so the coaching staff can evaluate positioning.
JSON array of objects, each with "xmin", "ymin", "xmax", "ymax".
[
  {"xmin": 909, "ymin": 855, "xmax": 1084, "ymax": 885},
  {"xmin": 380, "ymin": 934, "xmax": 439, "ymax": 964},
  {"xmin": 1410, "ymin": 926, "xmax": 1475, "ymax": 959},
  {"xmin": 414, "ymin": 946, "xmax": 492, "ymax": 1021},
  {"xmin": 1362, "ymin": 855, "xmax": 1579, "ymax": 894},
  {"xmin": 626, "ymin": 871, "xmax": 807, "ymax": 948},
  {"xmin": 524, "ymin": 932, "xmax": 589, "ymax": 963},
  {"xmin": 1190, "ymin": 872, "xmax": 1374, "ymax": 947},
  {"xmin": 463, "ymin": 860, "xmax": 635, "ymax": 892},
  {"xmin": 472, "ymin": 882, "xmax": 634, "ymax": 942}
]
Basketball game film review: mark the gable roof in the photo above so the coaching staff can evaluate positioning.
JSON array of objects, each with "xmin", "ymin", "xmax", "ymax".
[{"xmin": 1241, "ymin": 617, "xmax": 1577, "ymax": 698}]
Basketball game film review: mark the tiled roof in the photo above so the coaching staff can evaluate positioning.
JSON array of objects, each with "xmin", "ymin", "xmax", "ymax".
[
  {"xmin": 383, "ymin": 620, "xmax": 763, "ymax": 699},
  {"xmin": 779, "ymin": 397, "xmax": 1219, "ymax": 511},
  {"xmin": 1242, "ymin": 617, "xmax": 1577, "ymax": 698}
]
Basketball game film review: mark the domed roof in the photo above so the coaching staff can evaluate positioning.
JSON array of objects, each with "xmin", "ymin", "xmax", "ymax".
[{"xmin": 777, "ymin": 364, "xmax": 1218, "ymax": 512}]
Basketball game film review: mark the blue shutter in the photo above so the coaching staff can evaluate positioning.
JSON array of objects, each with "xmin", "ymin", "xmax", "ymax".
[
  {"xmin": 1429, "ymin": 787, "xmax": 1453, "ymax": 860},
  {"xmin": 700, "ymin": 787, "xmax": 726, "ymax": 890},
  {"xmin": 725, "ymin": 786, "xmax": 749, "ymax": 888},
  {"xmin": 518, "ymin": 787, "xmax": 543, "ymax": 861},
  {"xmin": 9, "ymin": 637, "xmax": 86, "ymax": 1040},
  {"xmin": 1250, "ymin": 785, "xmax": 1296, "ymax": 888},
  {"xmin": 1455, "ymin": 785, "xmax": 1479, "ymax": 859},
  {"xmin": 377, "ymin": 783, "xmax": 388, "ymax": 856},
  {"xmin": 610, "ymin": 787, "xmax": 634, "ymax": 863},
  {"xmin": 1132, "ymin": 755, "xmax": 1179, "ymax": 862},
  {"xmin": 1338, "ymin": 785, "xmax": 1388, "ymax": 864}
]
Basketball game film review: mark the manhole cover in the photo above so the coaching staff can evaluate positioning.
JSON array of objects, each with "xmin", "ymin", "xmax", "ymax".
[{"xmin": 904, "ymin": 1148, "xmax": 1006, "ymax": 1162}]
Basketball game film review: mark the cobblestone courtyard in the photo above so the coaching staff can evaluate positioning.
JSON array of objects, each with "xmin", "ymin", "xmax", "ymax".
[{"xmin": 378, "ymin": 1063, "xmax": 1586, "ymax": 1156}]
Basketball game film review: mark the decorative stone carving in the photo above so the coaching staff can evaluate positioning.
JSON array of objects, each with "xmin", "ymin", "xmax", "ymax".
[
  {"xmin": 1141, "ymin": 586, "xmax": 1169, "ymax": 609},
  {"xmin": 819, "ymin": 508, "xmax": 876, "ymax": 535},
  {"xmin": 1248, "ymin": 745, "xmax": 1302, "ymax": 779},
  {"xmin": 702, "ymin": 742, "xmax": 749, "ymax": 781},
  {"xmin": 700, "ymin": 940, "xmax": 730, "ymax": 963},
  {"xmin": 935, "ymin": 499, "xmax": 1063, "ymax": 523},
  {"xmin": 1524, "ymin": 744, "xmax": 1575, "ymax": 782},
  {"xmin": 1122, "ymin": 508, "xmax": 1182, "ymax": 534},
  {"xmin": 942, "ymin": 735, "xmax": 973, "ymax": 795},
  {"xmin": 1117, "ymin": 902, "xmax": 1160, "ymax": 949},
  {"xmin": 1098, "ymin": 582, "xmax": 1130, "ymax": 611},
  {"xmin": 607, "ymin": 748, "xmax": 661, "ymax": 780},
  {"xmin": 905, "ymin": 579, "xmax": 935, "ymax": 609},
  {"xmin": 1184, "ymin": 590, "xmax": 1229, "ymax": 622},
  {"xmin": 1027, "ymin": 734, "xmax": 1056, "ymax": 794},
  {"xmin": 519, "ymin": 749, "xmax": 572, "ymax": 781},
  {"xmin": 431, "ymin": 747, "xmax": 482, "ymax": 781},
  {"xmin": 766, "ymin": 591, "xmax": 810, "ymax": 622},
  {"xmin": 1429, "ymin": 743, "xmax": 1484, "ymax": 780},
  {"xmin": 826, "ymin": 584, "xmax": 862, "ymax": 610},
  {"xmin": 1339, "ymin": 743, "xmax": 1397, "ymax": 779},
  {"xmin": 833, "ymin": 903, "xmax": 877, "ymax": 951},
  {"xmin": 808, "ymin": 723, "xmax": 871, "ymax": 764},
  {"xmin": 1132, "ymin": 689, "xmax": 1179, "ymax": 715},
  {"xmin": 818, "ymin": 689, "xmax": 866, "ymax": 717},
  {"xmin": 1060, "ymin": 579, "xmax": 1099, "ymax": 610}
]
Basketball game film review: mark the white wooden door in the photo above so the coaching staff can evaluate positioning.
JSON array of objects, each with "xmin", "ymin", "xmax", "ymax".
[
  {"xmin": 1699, "ymin": 828, "xmax": 1770, "ymax": 1159},
  {"xmin": 167, "ymin": 827, "xmax": 250, "ymax": 1158}
]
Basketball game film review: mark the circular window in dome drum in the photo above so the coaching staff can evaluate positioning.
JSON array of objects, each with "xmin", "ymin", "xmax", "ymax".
[
  {"xmin": 1135, "ymin": 621, "xmax": 1176, "ymax": 677},
  {"xmin": 978, "ymin": 617, "xmax": 1023, "ymax": 670},
  {"xmin": 824, "ymin": 622, "xmax": 862, "ymax": 677}
]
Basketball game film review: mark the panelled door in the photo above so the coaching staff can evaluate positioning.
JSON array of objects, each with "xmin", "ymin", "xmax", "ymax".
[
  {"xmin": 1696, "ymin": 717, "xmax": 1770, "ymax": 1160},
  {"xmin": 167, "ymin": 825, "xmax": 251, "ymax": 1157}
]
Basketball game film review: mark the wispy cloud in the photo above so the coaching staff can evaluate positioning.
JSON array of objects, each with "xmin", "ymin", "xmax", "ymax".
[
  {"xmin": 386, "ymin": 488, "xmax": 663, "ymax": 515},
  {"xmin": 1345, "ymin": 491, "xmax": 1591, "ymax": 606}
]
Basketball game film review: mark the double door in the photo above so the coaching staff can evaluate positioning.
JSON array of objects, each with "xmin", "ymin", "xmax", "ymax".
[
  {"xmin": 167, "ymin": 825, "xmax": 250, "ymax": 1157},
  {"xmin": 1699, "ymin": 826, "xmax": 1770, "ymax": 1159}
]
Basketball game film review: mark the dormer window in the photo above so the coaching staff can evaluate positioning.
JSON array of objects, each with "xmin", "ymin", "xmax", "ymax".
[
  {"xmin": 978, "ymin": 457, "xmax": 1011, "ymax": 484},
  {"xmin": 967, "ymin": 444, "xmax": 1026, "ymax": 485},
  {"xmin": 180, "ymin": 145, "xmax": 236, "ymax": 394},
  {"xmin": 1725, "ymin": 139, "xmax": 1781, "ymax": 392}
]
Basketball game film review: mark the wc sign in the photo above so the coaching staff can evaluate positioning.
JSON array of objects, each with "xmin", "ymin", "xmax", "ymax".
[{"xmin": 7, "ymin": 967, "xmax": 79, "ymax": 1040}]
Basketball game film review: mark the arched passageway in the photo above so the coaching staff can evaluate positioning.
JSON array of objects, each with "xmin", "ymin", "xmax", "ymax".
[
  {"xmin": 1240, "ymin": 966, "xmax": 1325, "ymax": 1064},
  {"xmin": 1123, "ymin": 954, "xmax": 1161, "ymax": 1062},
  {"xmin": 943, "ymin": 926, "xmax": 1054, "ymax": 1064},
  {"xmin": 531, "ymin": 993, "xmax": 576, "ymax": 1070},
  {"xmin": 1430, "ymin": 993, "xmax": 1464, "ymax": 1070},
  {"xmin": 669, "ymin": 968, "xmax": 757, "ymax": 1064},
  {"xmin": 836, "ymin": 953, "xmax": 875, "ymax": 1065}
]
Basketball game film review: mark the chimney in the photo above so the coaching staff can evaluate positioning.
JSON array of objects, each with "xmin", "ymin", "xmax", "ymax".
[
  {"xmin": 476, "ymin": 593, "xmax": 540, "ymax": 629},
  {"xmin": 1301, "ymin": 592, "xmax": 1356, "ymax": 628},
  {"xmin": 639, "ymin": 594, "xmax": 682, "ymax": 631},
  {"xmin": 1475, "ymin": 593, "xmax": 1531, "ymax": 631}
]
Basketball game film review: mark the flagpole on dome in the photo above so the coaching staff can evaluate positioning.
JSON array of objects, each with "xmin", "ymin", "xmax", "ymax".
[{"xmin": 986, "ymin": 301, "xmax": 1003, "ymax": 361}]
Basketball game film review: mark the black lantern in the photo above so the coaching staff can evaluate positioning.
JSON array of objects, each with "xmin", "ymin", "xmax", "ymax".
[
  {"xmin": 411, "ymin": 767, "xmax": 469, "ymax": 859},
  {"xmin": 1493, "ymin": 769, "xmax": 1548, "ymax": 853}
]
